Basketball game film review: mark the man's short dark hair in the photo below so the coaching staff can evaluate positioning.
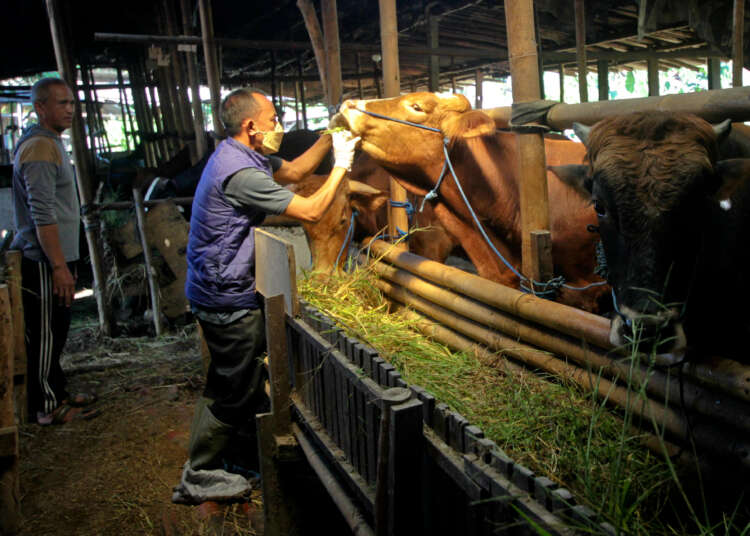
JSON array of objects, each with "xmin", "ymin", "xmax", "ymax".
[
  {"xmin": 31, "ymin": 77, "xmax": 69, "ymax": 105},
  {"xmin": 221, "ymin": 87, "xmax": 269, "ymax": 137}
]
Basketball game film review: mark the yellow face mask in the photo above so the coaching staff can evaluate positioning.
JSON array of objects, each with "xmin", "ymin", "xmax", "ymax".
[{"xmin": 258, "ymin": 122, "xmax": 284, "ymax": 154}]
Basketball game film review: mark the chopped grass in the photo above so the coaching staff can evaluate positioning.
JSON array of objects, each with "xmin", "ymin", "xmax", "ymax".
[{"xmin": 298, "ymin": 267, "xmax": 748, "ymax": 535}]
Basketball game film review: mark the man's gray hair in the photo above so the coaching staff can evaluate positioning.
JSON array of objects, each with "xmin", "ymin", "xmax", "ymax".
[
  {"xmin": 221, "ymin": 87, "xmax": 270, "ymax": 137},
  {"xmin": 31, "ymin": 77, "xmax": 69, "ymax": 104}
]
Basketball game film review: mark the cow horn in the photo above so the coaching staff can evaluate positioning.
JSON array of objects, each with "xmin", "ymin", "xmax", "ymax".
[
  {"xmin": 573, "ymin": 123, "xmax": 592, "ymax": 145},
  {"xmin": 348, "ymin": 180, "xmax": 384, "ymax": 196},
  {"xmin": 712, "ymin": 118, "xmax": 732, "ymax": 142}
]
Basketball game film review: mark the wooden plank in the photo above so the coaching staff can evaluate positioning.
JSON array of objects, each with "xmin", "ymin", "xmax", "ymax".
[
  {"xmin": 264, "ymin": 295, "xmax": 291, "ymax": 435},
  {"xmin": 257, "ymin": 413, "xmax": 297, "ymax": 536},
  {"xmin": 365, "ymin": 397, "xmax": 378, "ymax": 485},
  {"xmin": 4, "ymin": 251, "xmax": 26, "ymax": 424},
  {"xmin": 0, "ymin": 285, "xmax": 18, "ymax": 534},
  {"xmin": 387, "ymin": 398, "xmax": 423, "ymax": 535},
  {"xmin": 254, "ymin": 228, "xmax": 299, "ymax": 317}
]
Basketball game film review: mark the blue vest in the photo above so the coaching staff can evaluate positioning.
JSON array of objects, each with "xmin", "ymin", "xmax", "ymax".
[{"xmin": 185, "ymin": 138, "xmax": 271, "ymax": 310}]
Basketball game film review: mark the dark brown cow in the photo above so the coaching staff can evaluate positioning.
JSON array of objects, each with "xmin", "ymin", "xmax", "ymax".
[
  {"xmin": 550, "ymin": 111, "xmax": 750, "ymax": 361},
  {"xmin": 337, "ymin": 92, "xmax": 608, "ymax": 312}
]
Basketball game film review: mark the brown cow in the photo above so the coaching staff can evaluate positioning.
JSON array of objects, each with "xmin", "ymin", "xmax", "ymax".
[
  {"xmin": 337, "ymin": 92, "xmax": 608, "ymax": 312},
  {"xmin": 290, "ymin": 153, "xmax": 460, "ymax": 272},
  {"xmin": 551, "ymin": 112, "xmax": 750, "ymax": 361}
]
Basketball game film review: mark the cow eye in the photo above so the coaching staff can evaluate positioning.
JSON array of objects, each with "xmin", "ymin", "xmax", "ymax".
[
  {"xmin": 411, "ymin": 103, "xmax": 423, "ymax": 112},
  {"xmin": 593, "ymin": 200, "xmax": 607, "ymax": 218}
]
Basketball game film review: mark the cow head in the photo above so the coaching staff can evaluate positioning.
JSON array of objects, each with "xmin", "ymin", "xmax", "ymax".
[
  {"xmin": 336, "ymin": 92, "xmax": 495, "ymax": 186},
  {"xmin": 549, "ymin": 112, "xmax": 737, "ymax": 353},
  {"xmin": 289, "ymin": 176, "xmax": 388, "ymax": 273}
]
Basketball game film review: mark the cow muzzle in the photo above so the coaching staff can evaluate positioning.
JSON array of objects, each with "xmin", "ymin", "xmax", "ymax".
[{"xmin": 609, "ymin": 304, "xmax": 687, "ymax": 354}]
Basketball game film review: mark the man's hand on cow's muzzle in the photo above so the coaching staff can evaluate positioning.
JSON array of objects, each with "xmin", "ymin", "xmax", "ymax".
[{"xmin": 332, "ymin": 130, "xmax": 360, "ymax": 171}]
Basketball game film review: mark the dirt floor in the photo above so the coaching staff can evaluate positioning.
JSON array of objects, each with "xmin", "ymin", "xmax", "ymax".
[{"xmin": 15, "ymin": 298, "xmax": 263, "ymax": 536}]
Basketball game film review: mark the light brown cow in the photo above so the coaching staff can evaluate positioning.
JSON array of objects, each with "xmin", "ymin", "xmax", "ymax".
[{"xmin": 337, "ymin": 92, "xmax": 609, "ymax": 312}]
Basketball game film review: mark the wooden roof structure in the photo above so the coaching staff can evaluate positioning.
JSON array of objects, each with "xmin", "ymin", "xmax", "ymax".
[{"xmin": 1, "ymin": 0, "xmax": 747, "ymax": 102}]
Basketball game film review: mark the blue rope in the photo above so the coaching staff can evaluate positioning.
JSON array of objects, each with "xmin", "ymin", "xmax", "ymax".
[
  {"xmin": 352, "ymin": 107, "xmax": 607, "ymax": 297},
  {"xmin": 333, "ymin": 209, "xmax": 358, "ymax": 271},
  {"xmin": 389, "ymin": 199, "xmax": 414, "ymax": 217}
]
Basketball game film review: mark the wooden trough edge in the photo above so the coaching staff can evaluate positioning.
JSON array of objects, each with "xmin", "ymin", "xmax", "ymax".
[{"xmin": 290, "ymin": 298, "xmax": 614, "ymax": 535}]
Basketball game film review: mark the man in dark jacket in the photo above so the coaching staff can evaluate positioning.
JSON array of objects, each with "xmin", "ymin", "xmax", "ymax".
[
  {"xmin": 173, "ymin": 87, "xmax": 358, "ymax": 504},
  {"xmin": 12, "ymin": 77, "xmax": 98, "ymax": 425}
]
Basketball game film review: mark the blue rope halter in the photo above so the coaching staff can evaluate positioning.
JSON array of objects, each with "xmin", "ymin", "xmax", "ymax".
[
  {"xmin": 351, "ymin": 106, "xmax": 607, "ymax": 297},
  {"xmin": 333, "ymin": 209, "xmax": 358, "ymax": 272}
]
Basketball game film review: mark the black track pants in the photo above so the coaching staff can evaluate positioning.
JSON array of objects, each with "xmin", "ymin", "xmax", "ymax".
[{"xmin": 21, "ymin": 257, "xmax": 75, "ymax": 416}]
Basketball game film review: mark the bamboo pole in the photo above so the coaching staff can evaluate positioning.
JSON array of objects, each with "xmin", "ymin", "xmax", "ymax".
[
  {"xmin": 379, "ymin": 0, "xmax": 409, "ymax": 251},
  {"xmin": 0, "ymin": 284, "xmax": 19, "ymax": 534},
  {"xmin": 428, "ymin": 14, "xmax": 440, "ymax": 92},
  {"xmin": 733, "ymin": 0, "xmax": 745, "ymax": 88},
  {"xmin": 504, "ymin": 0, "xmax": 551, "ymax": 281},
  {"xmin": 45, "ymin": 0, "xmax": 111, "ymax": 335},
  {"xmin": 367, "ymin": 240, "xmax": 750, "ymax": 403},
  {"xmin": 198, "ymin": 0, "xmax": 224, "ymax": 139},
  {"xmin": 647, "ymin": 57, "xmax": 659, "ymax": 97},
  {"xmin": 484, "ymin": 86, "xmax": 750, "ymax": 130},
  {"xmin": 373, "ymin": 277, "xmax": 750, "ymax": 469},
  {"xmin": 133, "ymin": 188, "xmax": 163, "ymax": 336},
  {"xmin": 180, "ymin": 0, "xmax": 208, "ymax": 161},
  {"xmin": 367, "ymin": 256, "xmax": 750, "ymax": 434}
]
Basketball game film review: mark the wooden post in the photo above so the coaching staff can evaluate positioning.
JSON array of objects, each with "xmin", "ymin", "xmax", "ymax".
[
  {"xmin": 504, "ymin": 0, "xmax": 552, "ymax": 280},
  {"xmin": 356, "ymin": 53, "xmax": 364, "ymax": 99},
  {"xmin": 180, "ymin": 0, "xmax": 208, "ymax": 161},
  {"xmin": 297, "ymin": 0, "xmax": 328, "ymax": 106},
  {"xmin": 733, "ymin": 0, "xmax": 745, "ymax": 87},
  {"xmin": 475, "ymin": 69, "xmax": 483, "ymax": 109},
  {"xmin": 575, "ymin": 0, "xmax": 588, "ymax": 103},
  {"xmin": 198, "ymin": 0, "xmax": 224, "ymax": 139},
  {"xmin": 45, "ymin": 0, "xmax": 111, "ymax": 335},
  {"xmin": 162, "ymin": 0, "xmax": 194, "ymax": 160},
  {"xmin": 264, "ymin": 294, "xmax": 292, "ymax": 435},
  {"xmin": 133, "ymin": 188, "xmax": 163, "ymax": 336},
  {"xmin": 297, "ymin": 55, "xmax": 308, "ymax": 129},
  {"xmin": 648, "ymin": 57, "xmax": 659, "ymax": 97},
  {"xmin": 0, "ymin": 285, "xmax": 19, "ymax": 534},
  {"xmin": 529, "ymin": 230, "xmax": 553, "ymax": 284},
  {"xmin": 115, "ymin": 68, "xmax": 132, "ymax": 151},
  {"xmin": 379, "ymin": 0, "xmax": 409, "ymax": 251},
  {"xmin": 386, "ymin": 397, "xmax": 423, "ymax": 535},
  {"xmin": 708, "ymin": 58, "xmax": 722, "ymax": 90},
  {"xmin": 4, "ymin": 252, "xmax": 26, "ymax": 425},
  {"xmin": 597, "ymin": 59, "xmax": 609, "ymax": 101},
  {"xmin": 322, "ymin": 0, "xmax": 343, "ymax": 114},
  {"xmin": 428, "ymin": 14, "xmax": 440, "ymax": 92},
  {"xmin": 558, "ymin": 64, "xmax": 565, "ymax": 102}
]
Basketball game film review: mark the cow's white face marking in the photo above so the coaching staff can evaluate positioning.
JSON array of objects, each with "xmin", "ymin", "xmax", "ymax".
[{"xmin": 720, "ymin": 199, "xmax": 732, "ymax": 211}]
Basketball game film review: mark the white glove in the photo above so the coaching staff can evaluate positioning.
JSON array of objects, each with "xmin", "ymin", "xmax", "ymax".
[{"xmin": 332, "ymin": 130, "xmax": 360, "ymax": 171}]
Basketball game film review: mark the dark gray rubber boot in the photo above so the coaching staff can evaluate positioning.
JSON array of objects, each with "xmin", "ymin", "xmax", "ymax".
[{"xmin": 188, "ymin": 397, "xmax": 234, "ymax": 471}]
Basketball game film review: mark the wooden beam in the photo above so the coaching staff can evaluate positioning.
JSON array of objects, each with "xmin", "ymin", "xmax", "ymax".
[
  {"xmin": 45, "ymin": 0, "xmax": 111, "ymax": 335},
  {"xmin": 428, "ymin": 15, "xmax": 440, "ymax": 92},
  {"xmin": 648, "ymin": 57, "xmax": 659, "ymax": 96},
  {"xmin": 733, "ymin": 0, "xmax": 745, "ymax": 87},
  {"xmin": 708, "ymin": 57, "xmax": 722, "ymax": 91},
  {"xmin": 322, "ymin": 0, "xmax": 343, "ymax": 112},
  {"xmin": 379, "ymin": 0, "xmax": 408, "ymax": 252},
  {"xmin": 597, "ymin": 59, "xmax": 609, "ymax": 101},
  {"xmin": 575, "ymin": 0, "xmax": 588, "ymax": 103},
  {"xmin": 180, "ymin": 0, "xmax": 208, "ymax": 160},
  {"xmin": 504, "ymin": 0, "xmax": 552, "ymax": 281},
  {"xmin": 198, "ymin": 0, "xmax": 224, "ymax": 139},
  {"xmin": 297, "ymin": 0, "xmax": 329, "ymax": 105}
]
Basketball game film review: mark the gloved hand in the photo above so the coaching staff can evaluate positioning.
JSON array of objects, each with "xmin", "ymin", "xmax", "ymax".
[{"xmin": 332, "ymin": 130, "xmax": 360, "ymax": 171}]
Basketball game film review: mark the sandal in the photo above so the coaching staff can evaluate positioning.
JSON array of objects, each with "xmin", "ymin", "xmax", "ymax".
[
  {"xmin": 65, "ymin": 392, "xmax": 98, "ymax": 407},
  {"xmin": 38, "ymin": 404, "xmax": 101, "ymax": 426}
]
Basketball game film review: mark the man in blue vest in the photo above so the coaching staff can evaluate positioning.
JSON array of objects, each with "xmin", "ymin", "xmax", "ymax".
[{"xmin": 173, "ymin": 88, "xmax": 358, "ymax": 505}]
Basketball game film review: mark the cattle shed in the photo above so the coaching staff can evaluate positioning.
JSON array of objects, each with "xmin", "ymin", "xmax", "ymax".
[{"xmin": 1, "ymin": 0, "xmax": 750, "ymax": 535}]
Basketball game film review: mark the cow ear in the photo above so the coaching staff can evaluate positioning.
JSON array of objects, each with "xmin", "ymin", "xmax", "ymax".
[
  {"xmin": 573, "ymin": 123, "xmax": 591, "ymax": 145},
  {"xmin": 713, "ymin": 158, "xmax": 750, "ymax": 201},
  {"xmin": 712, "ymin": 119, "xmax": 732, "ymax": 144},
  {"xmin": 348, "ymin": 180, "xmax": 389, "ymax": 212},
  {"xmin": 548, "ymin": 165, "xmax": 593, "ymax": 200},
  {"xmin": 441, "ymin": 110, "xmax": 496, "ymax": 139}
]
